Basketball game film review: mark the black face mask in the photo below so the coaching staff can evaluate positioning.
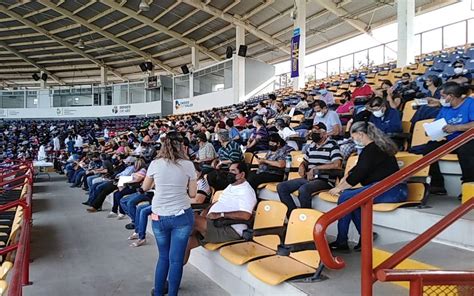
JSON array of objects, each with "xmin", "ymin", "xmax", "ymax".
[
  {"xmin": 423, "ymin": 82, "xmax": 428, "ymax": 89},
  {"xmin": 269, "ymin": 144, "xmax": 278, "ymax": 151},
  {"xmin": 226, "ymin": 173, "xmax": 237, "ymax": 184},
  {"xmin": 355, "ymin": 81, "xmax": 362, "ymax": 87},
  {"xmin": 402, "ymin": 80, "xmax": 409, "ymax": 85},
  {"xmin": 311, "ymin": 133, "xmax": 322, "ymax": 143}
]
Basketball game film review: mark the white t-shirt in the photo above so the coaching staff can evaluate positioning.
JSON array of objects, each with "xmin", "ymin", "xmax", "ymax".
[
  {"xmin": 53, "ymin": 137, "xmax": 60, "ymax": 151},
  {"xmin": 74, "ymin": 135, "xmax": 83, "ymax": 148},
  {"xmin": 313, "ymin": 110, "xmax": 342, "ymax": 135},
  {"xmin": 208, "ymin": 181, "xmax": 257, "ymax": 236}
]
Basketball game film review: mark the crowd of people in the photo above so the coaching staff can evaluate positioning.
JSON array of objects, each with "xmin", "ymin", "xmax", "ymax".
[{"xmin": 0, "ymin": 60, "xmax": 472, "ymax": 295}]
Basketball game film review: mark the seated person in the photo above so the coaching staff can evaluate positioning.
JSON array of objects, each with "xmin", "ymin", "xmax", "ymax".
[
  {"xmin": 277, "ymin": 123, "xmax": 342, "ymax": 217},
  {"xmin": 313, "ymin": 100, "xmax": 342, "ymax": 137},
  {"xmin": 255, "ymin": 102, "xmax": 268, "ymax": 117},
  {"xmin": 410, "ymin": 75, "xmax": 444, "ymax": 125},
  {"xmin": 366, "ymin": 97, "xmax": 402, "ymax": 134},
  {"xmin": 226, "ymin": 119, "xmax": 241, "ymax": 143},
  {"xmin": 245, "ymin": 116, "xmax": 269, "ymax": 152},
  {"xmin": 336, "ymin": 91, "xmax": 354, "ymax": 125},
  {"xmin": 316, "ymin": 84, "xmax": 335, "ymax": 106},
  {"xmin": 448, "ymin": 59, "xmax": 472, "ymax": 85},
  {"xmin": 351, "ymin": 75, "xmax": 373, "ymax": 102},
  {"xmin": 295, "ymin": 92, "xmax": 309, "ymax": 110},
  {"xmin": 391, "ymin": 73, "xmax": 419, "ymax": 110},
  {"xmin": 190, "ymin": 162, "xmax": 211, "ymax": 204},
  {"xmin": 233, "ymin": 111, "xmax": 248, "ymax": 128},
  {"xmin": 420, "ymin": 82, "xmax": 474, "ymax": 196},
  {"xmin": 246, "ymin": 133, "xmax": 294, "ymax": 191},
  {"xmin": 275, "ymin": 119, "xmax": 299, "ymax": 151},
  {"xmin": 328, "ymin": 121, "xmax": 408, "ymax": 251},
  {"xmin": 194, "ymin": 132, "xmax": 217, "ymax": 165},
  {"xmin": 184, "ymin": 162, "xmax": 257, "ymax": 264},
  {"xmin": 128, "ymin": 204, "xmax": 152, "ymax": 248}
]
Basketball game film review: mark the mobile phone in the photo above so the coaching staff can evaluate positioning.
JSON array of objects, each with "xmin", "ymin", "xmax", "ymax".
[{"xmin": 254, "ymin": 154, "xmax": 260, "ymax": 159}]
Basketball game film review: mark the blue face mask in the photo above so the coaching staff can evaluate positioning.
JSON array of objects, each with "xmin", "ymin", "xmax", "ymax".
[{"xmin": 319, "ymin": 89, "xmax": 327, "ymax": 95}]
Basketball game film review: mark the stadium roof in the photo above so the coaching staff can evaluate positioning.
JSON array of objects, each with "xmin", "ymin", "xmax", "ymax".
[{"xmin": 0, "ymin": 0, "xmax": 458, "ymax": 87}]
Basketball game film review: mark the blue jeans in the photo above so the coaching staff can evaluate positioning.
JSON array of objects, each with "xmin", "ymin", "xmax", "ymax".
[
  {"xmin": 86, "ymin": 181, "xmax": 108, "ymax": 205},
  {"xmin": 86, "ymin": 174, "xmax": 100, "ymax": 191},
  {"xmin": 112, "ymin": 187, "xmax": 136, "ymax": 214},
  {"xmin": 120, "ymin": 192, "xmax": 150, "ymax": 224},
  {"xmin": 335, "ymin": 183, "xmax": 408, "ymax": 244},
  {"xmin": 72, "ymin": 169, "xmax": 85, "ymax": 186},
  {"xmin": 135, "ymin": 205, "xmax": 152, "ymax": 240},
  {"xmin": 152, "ymin": 208, "xmax": 194, "ymax": 296},
  {"xmin": 277, "ymin": 178, "xmax": 332, "ymax": 217}
]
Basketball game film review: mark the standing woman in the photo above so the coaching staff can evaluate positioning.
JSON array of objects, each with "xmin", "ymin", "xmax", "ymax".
[
  {"xmin": 141, "ymin": 131, "xmax": 197, "ymax": 296},
  {"xmin": 328, "ymin": 122, "xmax": 407, "ymax": 251}
]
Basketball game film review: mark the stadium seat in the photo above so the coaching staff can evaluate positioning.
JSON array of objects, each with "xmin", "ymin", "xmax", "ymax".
[
  {"xmin": 318, "ymin": 155, "xmax": 359, "ymax": 203},
  {"xmin": 0, "ymin": 262, "xmax": 12, "ymax": 280},
  {"xmin": 219, "ymin": 201, "xmax": 287, "ymax": 265},
  {"xmin": 0, "ymin": 280, "xmax": 6, "ymax": 296},
  {"xmin": 264, "ymin": 151, "xmax": 305, "ymax": 192},
  {"xmin": 247, "ymin": 209, "xmax": 324, "ymax": 285}
]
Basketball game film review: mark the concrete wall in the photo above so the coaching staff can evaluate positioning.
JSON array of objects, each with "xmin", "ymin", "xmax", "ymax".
[
  {"xmin": 245, "ymin": 58, "xmax": 275, "ymax": 96},
  {"xmin": 173, "ymin": 88, "xmax": 234, "ymax": 114}
]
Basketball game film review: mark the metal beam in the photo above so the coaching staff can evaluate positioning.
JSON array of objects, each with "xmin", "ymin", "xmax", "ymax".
[
  {"xmin": 315, "ymin": 0, "xmax": 369, "ymax": 34},
  {"xmin": 181, "ymin": 0, "xmax": 290, "ymax": 54},
  {"xmin": 0, "ymin": 3, "xmax": 126, "ymax": 81},
  {"xmin": 38, "ymin": 0, "xmax": 176, "ymax": 74},
  {"xmin": 101, "ymin": 0, "xmax": 221, "ymax": 61}
]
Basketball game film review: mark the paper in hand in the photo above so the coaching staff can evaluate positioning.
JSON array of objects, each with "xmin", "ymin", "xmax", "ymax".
[{"xmin": 423, "ymin": 118, "xmax": 449, "ymax": 141}]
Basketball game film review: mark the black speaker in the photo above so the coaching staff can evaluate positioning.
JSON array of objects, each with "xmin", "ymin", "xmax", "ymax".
[
  {"xmin": 145, "ymin": 62, "xmax": 153, "ymax": 71},
  {"xmin": 238, "ymin": 45, "xmax": 247, "ymax": 57},
  {"xmin": 32, "ymin": 73, "xmax": 40, "ymax": 81},
  {"xmin": 181, "ymin": 65, "xmax": 189, "ymax": 74},
  {"xmin": 41, "ymin": 73, "xmax": 48, "ymax": 81},
  {"xmin": 139, "ymin": 62, "xmax": 147, "ymax": 72},
  {"xmin": 226, "ymin": 46, "xmax": 233, "ymax": 59}
]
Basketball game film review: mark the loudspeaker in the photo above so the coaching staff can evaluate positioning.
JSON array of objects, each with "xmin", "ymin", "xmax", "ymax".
[
  {"xmin": 139, "ymin": 62, "xmax": 147, "ymax": 72},
  {"xmin": 226, "ymin": 46, "xmax": 233, "ymax": 59},
  {"xmin": 41, "ymin": 73, "xmax": 48, "ymax": 81},
  {"xmin": 238, "ymin": 45, "xmax": 247, "ymax": 57},
  {"xmin": 181, "ymin": 65, "xmax": 189, "ymax": 74},
  {"xmin": 145, "ymin": 62, "xmax": 153, "ymax": 71},
  {"xmin": 32, "ymin": 73, "xmax": 40, "ymax": 81}
]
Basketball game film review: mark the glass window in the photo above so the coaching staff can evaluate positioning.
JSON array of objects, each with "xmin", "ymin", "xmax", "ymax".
[
  {"xmin": 0, "ymin": 92, "xmax": 24, "ymax": 108},
  {"xmin": 146, "ymin": 88, "xmax": 160, "ymax": 102},
  {"xmin": 327, "ymin": 59, "xmax": 340, "ymax": 76},
  {"xmin": 384, "ymin": 41, "xmax": 398, "ymax": 63},
  {"xmin": 354, "ymin": 50, "xmax": 368, "ymax": 68},
  {"xmin": 305, "ymin": 66, "xmax": 315, "ymax": 82},
  {"xmin": 26, "ymin": 91, "xmax": 38, "ymax": 108},
  {"xmin": 368, "ymin": 45, "xmax": 384, "ymax": 67},
  {"xmin": 421, "ymin": 28, "xmax": 442, "ymax": 54},
  {"xmin": 193, "ymin": 60, "xmax": 232, "ymax": 97},
  {"xmin": 340, "ymin": 54, "xmax": 354, "ymax": 73},
  {"xmin": 174, "ymin": 74, "xmax": 190, "ymax": 100},
  {"xmin": 443, "ymin": 22, "xmax": 466, "ymax": 49},
  {"xmin": 129, "ymin": 83, "xmax": 144, "ymax": 104},
  {"xmin": 315, "ymin": 63, "xmax": 327, "ymax": 79}
]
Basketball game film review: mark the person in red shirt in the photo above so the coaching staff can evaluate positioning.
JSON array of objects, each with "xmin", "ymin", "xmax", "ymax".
[
  {"xmin": 351, "ymin": 75, "xmax": 373, "ymax": 101},
  {"xmin": 233, "ymin": 111, "xmax": 248, "ymax": 128}
]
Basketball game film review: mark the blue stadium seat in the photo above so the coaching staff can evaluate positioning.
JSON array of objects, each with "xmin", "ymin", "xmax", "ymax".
[
  {"xmin": 465, "ymin": 59, "xmax": 474, "ymax": 72},
  {"xmin": 466, "ymin": 46, "xmax": 474, "ymax": 59}
]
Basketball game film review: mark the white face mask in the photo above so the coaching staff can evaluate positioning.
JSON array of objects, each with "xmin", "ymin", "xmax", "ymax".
[
  {"xmin": 372, "ymin": 110, "xmax": 384, "ymax": 118},
  {"xmin": 453, "ymin": 67, "xmax": 463, "ymax": 75},
  {"xmin": 353, "ymin": 138, "xmax": 365, "ymax": 148},
  {"xmin": 440, "ymin": 98, "xmax": 451, "ymax": 107},
  {"xmin": 316, "ymin": 111, "xmax": 324, "ymax": 118}
]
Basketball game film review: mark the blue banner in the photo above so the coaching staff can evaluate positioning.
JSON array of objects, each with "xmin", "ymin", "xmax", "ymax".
[{"xmin": 290, "ymin": 34, "xmax": 300, "ymax": 78}]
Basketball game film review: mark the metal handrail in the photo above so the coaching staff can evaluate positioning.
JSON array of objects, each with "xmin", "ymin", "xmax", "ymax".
[{"xmin": 313, "ymin": 128, "xmax": 474, "ymax": 296}]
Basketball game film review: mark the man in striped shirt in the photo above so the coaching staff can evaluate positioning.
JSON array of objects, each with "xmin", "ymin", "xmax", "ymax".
[{"xmin": 277, "ymin": 123, "xmax": 343, "ymax": 217}]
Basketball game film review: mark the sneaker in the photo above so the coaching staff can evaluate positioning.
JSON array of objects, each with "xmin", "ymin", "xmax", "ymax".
[
  {"xmin": 130, "ymin": 239, "xmax": 146, "ymax": 247},
  {"xmin": 82, "ymin": 201, "xmax": 90, "ymax": 206},
  {"xmin": 117, "ymin": 214, "xmax": 126, "ymax": 220},
  {"xmin": 125, "ymin": 223, "xmax": 135, "ymax": 230},
  {"xmin": 329, "ymin": 241, "xmax": 350, "ymax": 252},
  {"xmin": 128, "ymin": 233, "xmax": 139, "ymax": 240},
  {"xmin": 107, "ymin": 212, "xmax": 117, "ymax": 218}
]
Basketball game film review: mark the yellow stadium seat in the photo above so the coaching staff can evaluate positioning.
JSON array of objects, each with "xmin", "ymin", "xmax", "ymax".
[
  {"xmin": 219, "ymin": 201, "xmax": 287, "ymax": 265},
  {"xmin": 244, "ymin": 152, "xmax": 254, "ymax": 165},
  {"xmin": 411, "ymin": 119, "xmax": 434, "ymax": 147},
  {"xmin": 401, "ymin": 103, "xmax": 417, "ymax": 123},
  {"xmin": 318, "ymin": 155, "xmax": 359, "ymax": 203},
  {"xmin": 247, "ymin": 209, "xmax": 324, "ymax": 285},
  {"xmin": 373, "ymin": 183, "xmax": 426, "ymax": 212},
  {"xmin": 0, "ymin": 261, "xmax": 12, "ymax": 280},
  {"xmin": 440, "ymin": 154, "xmax": 458, "ymax": 161},
  {"xmin": 265, "ymin": 172, "xmax": 300, "ymax": 193},
  {"xmin": 0, "ymin": 280, "xmax": 6, "ymax": 296}
]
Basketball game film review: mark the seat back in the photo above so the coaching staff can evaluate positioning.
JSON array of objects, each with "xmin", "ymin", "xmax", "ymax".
[
  {"xmin": 284, "ymin": 209, "xmax": 324, "ymax": 245},
  {"xmin": 0, "ymin": 262, "xmax": 12, "ymax": 280},
  {"xmin": 253, "ymin": 201, "xmax": 288, "ymax": 230},
  {"xmin": 290, "ymin": 151, "xmax": 304, "ymax": 168},
  {"xmin": 411, "ymin": 119, "xmax": 434, "ymax": 147},
  {"xmin": 401, "ymin": 103, "xmax": 416, "ymax": 123},
  {"xmin": 345, "ymin": 155, "xmax": 358, "ymax": 174},
  {"xmin": 244, "ymin": 152, "xmax": 254, "ymax": 165},
  {"xmin": 396, "ymin": 154, "xmax": 429, "ymax": 177},
  {"xmin": 406, "ymin": 183, "xmax": 425, "ymax": 202}
]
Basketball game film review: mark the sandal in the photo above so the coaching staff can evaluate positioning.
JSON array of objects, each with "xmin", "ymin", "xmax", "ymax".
[
  {"xmin": 130, "ymin": 239, "xmax": 146, "ymax": 247},
  {"xmin": 128, "ymin": 233, "xmax": 139, "ymax": 240}
]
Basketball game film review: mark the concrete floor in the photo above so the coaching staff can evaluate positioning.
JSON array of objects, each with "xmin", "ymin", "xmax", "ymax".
[{"xmin": 23, "ymin": 174, "xmax": 227, "ymax": 296}]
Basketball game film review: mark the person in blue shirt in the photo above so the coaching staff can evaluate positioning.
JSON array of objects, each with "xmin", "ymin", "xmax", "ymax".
[
  {"xmin": 421, "ymin": 82, "xmax": 474, "ymax": 195},
  {"xmin": 367, "ymin": 97, "xmax": 402, "ymax": 134},
  {"xmin": 225, "ymin": 118, "xmax": 241, "ymax": 144}
]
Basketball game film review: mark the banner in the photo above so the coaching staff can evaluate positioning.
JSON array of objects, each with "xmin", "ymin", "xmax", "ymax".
[{"xmin": 290, "ymin": 34, "xmax": 300, "ymax": 78}]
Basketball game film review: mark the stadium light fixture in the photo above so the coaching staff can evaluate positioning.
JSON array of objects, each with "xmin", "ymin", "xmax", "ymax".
[{"xmin": 139, "ymin": 0, "xmax": 150, "ymax": 11}]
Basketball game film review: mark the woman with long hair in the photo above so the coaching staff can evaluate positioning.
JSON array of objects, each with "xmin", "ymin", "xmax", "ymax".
[
  {"xmin": 141, "ymin": 131, "xmax": 197, "ymax": 296},
  {"xmin": 328, "ymin": 122, "xmax": 407, "ymax": 251}
]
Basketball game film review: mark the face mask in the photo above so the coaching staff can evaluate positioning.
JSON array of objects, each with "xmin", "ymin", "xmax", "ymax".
[
  {"xmin": 269, "ymin": 144, "xmax": 278, "ymax": 151},
  {"xmin": 353, "ymin": 138, "xmax": 364, "ymax": 147},
  {"xmin": 311, "ymin": 133, "xmax": 322, "ymax": 143},
  {"xmin": 372, "ymin": 110, "xmax": 384, "ymax": 118},
  {"xmin": 319, "ymin": 89, "xmax": 327, "ymax": 95},
  {"xmin": 453, "ymin": 67, "xmax": 463, "ymax": 75},
  {"xmin": 226, "ymin": 172, "xmax": 237, "ymax": 184},
  {"xmin": 440, "ymin": 98, "xmax": 451, "ymax": 107},
  {"xmin": 402, "ymin": 80, "xmax": 409, "ymax": 84},
  {"xmin": 316, "ymin": 111, "xmax": 324, "ymax": 118}
]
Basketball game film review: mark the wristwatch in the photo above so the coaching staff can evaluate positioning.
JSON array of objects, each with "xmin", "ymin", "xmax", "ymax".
[{"xmin": 220, "ymin": 212, "xmax": 225, "ymax": 218}]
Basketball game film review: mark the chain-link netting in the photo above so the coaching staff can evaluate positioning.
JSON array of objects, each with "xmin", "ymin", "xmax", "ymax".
[{"xmin": 423, "ymin": 285, "xmax": 474, "ymax": 296}]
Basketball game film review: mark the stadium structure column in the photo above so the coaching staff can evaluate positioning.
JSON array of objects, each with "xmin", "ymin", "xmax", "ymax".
[
  {"xmin": 234, "ymin": 25, "xmax": 246, "ymax": 103},
  {"xmin": 100, "ymin": 66, "xmax": 107, "ymax": 86},
  {"xmin": 397, "ymin": 0, "xmax": 415, "ymax": 67},
  {"xmin": 292, "ymin": 0, "xmax": 306, "ymax": 91},
  {"xmin": 191, "ymin": 47, "xmax": 200, "ymax": 70},
  {"xmin": 40, "ymin": 71, "xmax": 46, "ymax": 89}
]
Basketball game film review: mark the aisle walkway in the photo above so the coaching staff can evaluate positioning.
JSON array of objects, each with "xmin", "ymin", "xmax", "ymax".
[{"xmin": 23, "ymin": 174, "xmax": 227, "ymax": 296}]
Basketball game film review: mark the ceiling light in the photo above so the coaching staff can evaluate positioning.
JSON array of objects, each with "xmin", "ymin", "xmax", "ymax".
[
  {"xmin": 76, "ymin": 38, "xmax": 85, "ymax": 49},
  {"xmin": 139, "ymin": 0, "xmax": 150, "ymax": 11}
]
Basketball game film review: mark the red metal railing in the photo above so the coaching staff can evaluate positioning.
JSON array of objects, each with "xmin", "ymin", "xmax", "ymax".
[
  {"xmin": 313, "ymin": 128, "xmax": 474, "ymax": 296},
  {"xmin": 0, "ymin": 165, "xmax": 33, "ymax": 296},
  {"xmin": 377, "ymin": 269, "xmax": 474, "ymax": 296}
]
